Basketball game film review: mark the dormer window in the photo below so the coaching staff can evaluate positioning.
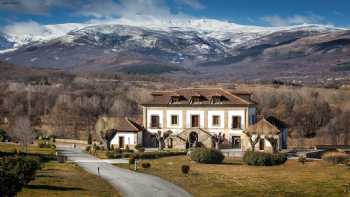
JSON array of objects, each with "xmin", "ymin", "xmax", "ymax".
[
  {"xmin": 169, "ymin": 96, "xmax": 185, "ymax": 104},
  {"xmin": 190, "ymin": 96, "xmax": 202, "ymax": 104},
  {"xmin": 211, "ymin": 96, "xmax": 223, "ymax": 104}
]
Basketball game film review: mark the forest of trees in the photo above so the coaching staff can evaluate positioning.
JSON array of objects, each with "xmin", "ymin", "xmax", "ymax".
[{"xmin": 0, "ymin": 75, "xmax": 349, "ymax": 147}]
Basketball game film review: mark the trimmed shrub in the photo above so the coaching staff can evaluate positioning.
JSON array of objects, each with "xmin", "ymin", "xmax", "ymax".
[
  {"xmin": 141, "ymin": 162, "xmax": 151, "ymax": 169},
  {"xmin": 181, "ymin": 165, "xmax": 190, "ymax": 174},
  {"xmin": 322, "ymin": 152, "xmax": 349, "ymax": 165},
  {"xmin": 122, "ymin": 152, "xmax": 132, "ymax": 158},
  {"xmin": 114, "ymin": 148, "xmax": 122, "ymax": 154},
  {"xmin": 132, "ymin": 151, "xmax": 187, "ymax": 160},
  {"xmin": 0, "ymin": 129, "xmax": 8, "ymax": 142},
  {"xmin": 190, "ymin": 148, "xmax": 224, "ymax": 164},
  {"xmin": 129, "ymin": 155, "xmax": 136, "ymax": 165},
  {"xmin": 0, "ymin": 168, "xmax": 22, "ymax": 197},
  {"xmin": 135, "ymin": 144, "xmax": 145, "ymax": 152},
  {"xmin": 85, "ymin": 146, "xmax": 91, "ymax": 152},
  {"xmin": 298, "ymin": 156, "xmax": 307, "ymax": 165},
  {"xmin": 37, "ymin": 140, "xmax": 56, "ymax": 149},
  {"xmin": 0, "ymin": 156, "xmax": 42, "ymax": 196},
  {"xmin": 243, "ymin": 151, "xmax": 287, "ymax": 166},
  {"xmin": 105, "ymin": 151, "xmax": 122, "ymax": 159},
  {"xmin": 125, "ymin": 145, "xmax": 130, "ymax": 152}
]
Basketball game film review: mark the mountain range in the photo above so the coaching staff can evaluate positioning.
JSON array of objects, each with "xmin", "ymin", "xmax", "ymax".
[{"xmin": 1, "ymin": 19, "xmax": 350, "ymax": 84}]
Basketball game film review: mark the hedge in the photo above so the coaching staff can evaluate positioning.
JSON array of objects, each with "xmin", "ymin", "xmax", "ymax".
[
  {"xmin": 243, "ymin": 151, "xmax": 288, "ymax": 166},
  {"xmin": 0, "ymin": 156, "xmax": 42, "ymax": 196},
  {"xmin": 132, "ymin": 151, "xmax": 186, "ymax": 159},
  {"xmin": 107, "ymin": 150, "xmax": 187, "ymax": 159},
  {"xmin": 189, "ymin": 148, "xmax": 225, "ymax": 164}
]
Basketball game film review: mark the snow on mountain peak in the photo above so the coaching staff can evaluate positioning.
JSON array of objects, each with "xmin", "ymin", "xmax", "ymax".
[{"xmin": 0, "ymin": 17, "xmax": 346, "ymax": 53}]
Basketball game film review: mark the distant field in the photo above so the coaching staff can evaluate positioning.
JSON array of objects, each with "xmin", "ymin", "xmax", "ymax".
[
  {"xmin": 119, "ymin": 64, "xmax": 185, "ymax": 75},
  {"xmin": 334, "ymin": 62, "xmax": 350, "ymax": 71},
  {"xmin": 116, "ymin": 156, "xmax": 350, "ymax": 197}
]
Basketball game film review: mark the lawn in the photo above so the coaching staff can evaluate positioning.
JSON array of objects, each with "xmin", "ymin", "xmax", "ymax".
[
  {"xmin": 0, "ymin": 142, "xmax": 55, "ymax": 155},
  {"xmin": 18, "ymin": 161, "xmax": 121, "ymax": 197},
  {"xmin": 0, "ymin": 142, "xmax": 121, "ymax": 197},
  {"xmin": 116, "ymin": 156, "xmax": 350, "ymax": 197}
]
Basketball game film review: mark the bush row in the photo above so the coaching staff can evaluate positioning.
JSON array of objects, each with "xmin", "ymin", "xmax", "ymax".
[
  {"xmin": 128, "ymin": 151, "xmax": 187, "ymax": 164},
  {"xmin": 0, "ymin": 156, "xmax": 42, "ymax": 196},
  {"xmin": 189, "ymin": 148, "xmax": 225, "ymax": 164},
  {"xmin": 37, "ymin": 140, "xmax": 56, "ymax": 149},
  {"xmin": 132, "ymin": 151, "xmax": 187, "ymax": 159},
  {"xmin": 243, "ymin": 151, "xmax": 288, "ymax": 166}
]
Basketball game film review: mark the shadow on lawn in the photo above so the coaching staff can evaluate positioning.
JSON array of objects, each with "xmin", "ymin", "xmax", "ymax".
[
  {"xmin": 36, "ymin": 174, "xmax": 63, "ymax": 179},
  {"xmin": 25, "ymin": 185, "xmax": 84, "ymax": 191}
]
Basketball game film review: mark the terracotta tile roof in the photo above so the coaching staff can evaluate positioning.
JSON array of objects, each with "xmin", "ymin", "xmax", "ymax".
[
  {"xmin": 142, "ymin": 88, "xmax": 255, "ymax": 106},
  {"xmin": 99, "ymin": 117, "xmax": 141, "ymax": 132},
  {"xmin": 243, "ymin": 118, "xmax": 281, "ymax": 136}
]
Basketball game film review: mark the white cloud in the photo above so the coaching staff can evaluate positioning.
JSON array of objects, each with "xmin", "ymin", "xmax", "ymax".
[
  {"xmin": 79, "ymin": 0, "xmax": 177, "ymax": 19},
  {"xmin": 177, "ymin": 0, "xmax": 205, "ymax": 10},
  {"xmin": 262, "ymin": 14, "xmax": 327, "ymax": 27},
  {"xmin": 78, "ymin": 0, "xmax": 122, "ymax": 18},
  {"xmin": 2, "ymin": 21, "xmax": 46, "ymax": 37},
  {"xmin": 0, "ymin": 0, "xmax": 75, "ymax": 15}
]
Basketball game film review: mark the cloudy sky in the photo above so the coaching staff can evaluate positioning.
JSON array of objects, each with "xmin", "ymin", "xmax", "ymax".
[{"xmin": 0, "ymin": 0, "xmax": 349, "ymax": 30}]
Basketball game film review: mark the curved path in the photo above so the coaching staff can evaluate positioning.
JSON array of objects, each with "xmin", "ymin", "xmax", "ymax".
[{"xmin": 57, "ymin": 146, "xmax": 192, "ymax": 197}]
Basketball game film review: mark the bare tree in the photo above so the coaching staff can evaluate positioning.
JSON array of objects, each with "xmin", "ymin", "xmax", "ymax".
[
  {"xmin": 246, "ymin": 133, "xmax": 260, "ymax": 152},
  {"xmin": 11, "ymin": 116, "xmax": 34, "ymax": 152},
  {"xmin": 265, "ymin": 136, "xmax": 279, "ymax": 153}
]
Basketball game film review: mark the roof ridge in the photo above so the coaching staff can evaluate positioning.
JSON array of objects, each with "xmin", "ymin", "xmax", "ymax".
[
  {"xmin": 125, "ymin": 117, "xmax": 140, "ymax": 131},
  {"xmin": 220, "ymin": 88, "xmax": 251, "ymax": 105}
]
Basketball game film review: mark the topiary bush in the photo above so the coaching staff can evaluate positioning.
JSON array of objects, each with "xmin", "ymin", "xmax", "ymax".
[
  {"xmin": 243, "ymin": 151, "xmax": 287, "ymax": 166},
  {"xmin": 141, "ymin": 162, "xmax": 151, "ymax": 169},
  {"xmin": 189, "ymin": 148, "xmax": 225, "ymax": 164},
  {"xmin": 181, "ymin": 165, "xmax": 190, "ymax": 174},
  {"xmin": 322, "ymin": 152, "xmax": 349, "ymax": 165}
]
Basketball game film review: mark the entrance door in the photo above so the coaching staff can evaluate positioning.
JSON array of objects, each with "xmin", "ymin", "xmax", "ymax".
[
  {"xmin": 119, "ymin": 136, "xmax": 125, "ymax": 148},
  {"xmin": 259, "ymin": 139, "xmax": 265, "ymax": 151},
  {"xmin": 231, "ymin": 136, "xmax": 241, "ymax": 149}
]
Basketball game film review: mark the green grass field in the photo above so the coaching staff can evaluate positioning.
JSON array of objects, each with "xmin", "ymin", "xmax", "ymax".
[{"xmin": 115, "ymin": 156, "xmax": 350, "ymax": 197}]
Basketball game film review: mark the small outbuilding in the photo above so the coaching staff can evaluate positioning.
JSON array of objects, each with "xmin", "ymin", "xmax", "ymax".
[
  {"xmin": 243, "ymin": 116, "xmax": 288, "ymax": 152},
  {"xmin": 96, "ymin": 117, "xmax": 143, "ymax": 149}
]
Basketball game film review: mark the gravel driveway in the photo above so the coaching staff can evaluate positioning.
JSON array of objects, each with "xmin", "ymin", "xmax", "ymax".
[{"xmin": 57, "ymin": 146, "xmax": 192, "ymax": 197}]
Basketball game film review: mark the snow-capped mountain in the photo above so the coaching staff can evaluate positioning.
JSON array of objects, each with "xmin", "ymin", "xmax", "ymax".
[
  {"xmin": 0, "ymin": 19, "xmax": 343, "ymax": 51},
  {"xmin": 1, "ymin": 19, "xmax": 350, "ymax": 83}
]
